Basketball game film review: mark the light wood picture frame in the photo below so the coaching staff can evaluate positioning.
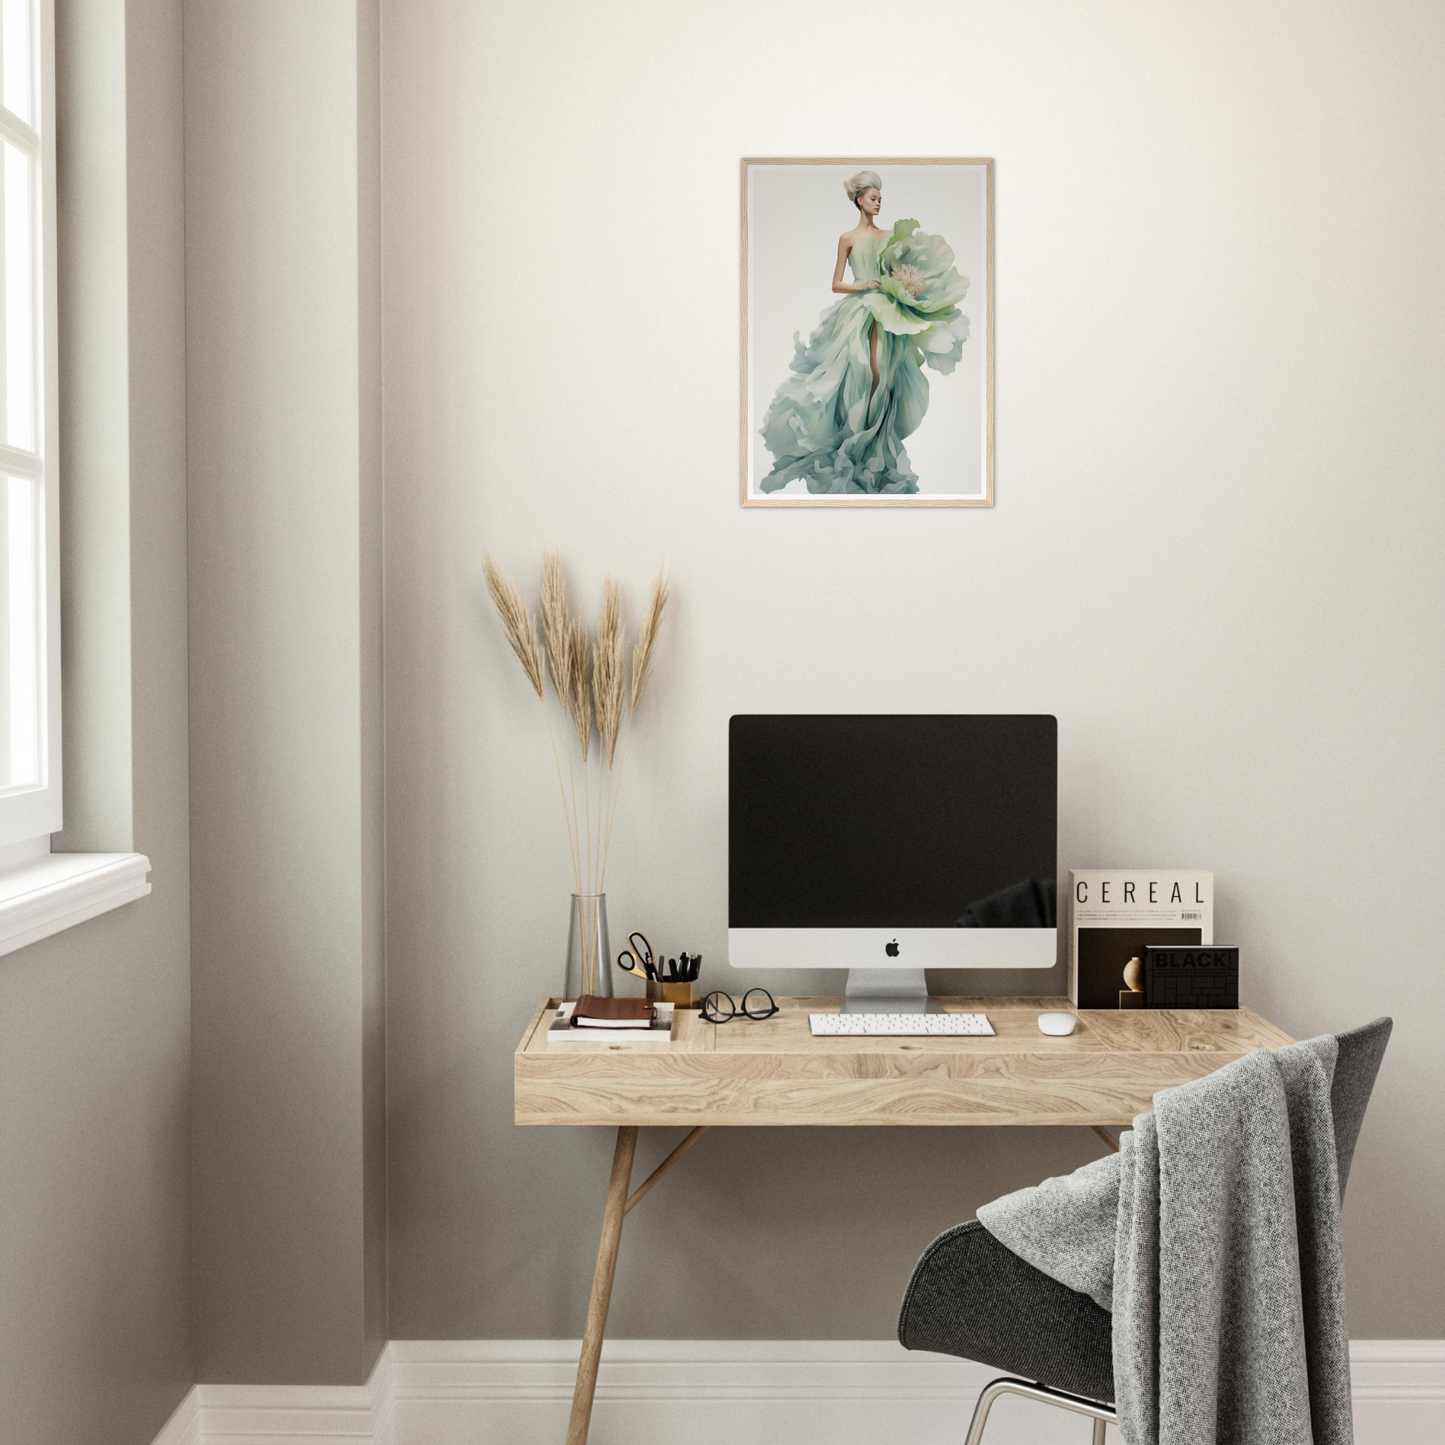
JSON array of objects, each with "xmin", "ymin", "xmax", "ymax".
[{"xmin": 741, "ymin": 157, "xmax": 994, "ymax": 508}]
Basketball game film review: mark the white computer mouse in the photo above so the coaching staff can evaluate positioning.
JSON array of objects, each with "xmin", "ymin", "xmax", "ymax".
[{"xmin": 1037, "ymin": 1011, "xmax": 1078, "ymax": 1036}]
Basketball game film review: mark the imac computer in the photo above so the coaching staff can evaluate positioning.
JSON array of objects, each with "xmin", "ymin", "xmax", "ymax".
[{"xmin": 728, "ymin": 714, "xmax": 1058, "ymax": 1013}]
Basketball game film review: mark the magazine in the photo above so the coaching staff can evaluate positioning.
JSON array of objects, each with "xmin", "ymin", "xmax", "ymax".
[{"xmin": 1068, "ymin": 870, "xmax": 1213, "ymax": 1009}]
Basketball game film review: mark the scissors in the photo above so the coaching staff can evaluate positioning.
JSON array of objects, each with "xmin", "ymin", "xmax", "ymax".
[{"xmin": 616, "ymin": 931, "xmax": 657, "ymax": 982}]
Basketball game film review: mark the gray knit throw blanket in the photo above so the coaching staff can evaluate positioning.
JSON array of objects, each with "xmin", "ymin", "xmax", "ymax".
[{"xmin": 977, "ymin": 1038, "xmax": 1353, "ymax": 1445}]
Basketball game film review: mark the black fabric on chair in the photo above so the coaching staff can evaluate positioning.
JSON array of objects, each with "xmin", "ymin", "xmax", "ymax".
[
  {"xmin": 897, "ymin": 1218, "xmax": 1115, "ymax": 1403},
  {"xmin": 898, "ymin": 1017, "xmax": 1393, "ymax": 1409}
]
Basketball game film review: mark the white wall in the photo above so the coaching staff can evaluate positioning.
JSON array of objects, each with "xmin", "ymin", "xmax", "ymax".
[{"xmin": 382, "ymin": 0, "xmax": 1445, "ymax": 1341}]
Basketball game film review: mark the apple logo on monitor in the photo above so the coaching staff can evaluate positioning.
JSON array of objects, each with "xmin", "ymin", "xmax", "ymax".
[{"xmin": 885, "ymin": 939, "xmax": 900, "ymax": 957}]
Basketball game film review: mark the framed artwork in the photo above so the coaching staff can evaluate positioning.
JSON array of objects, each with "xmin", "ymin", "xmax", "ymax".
[{"xmin": 741, "ymin": 157, "xmax": 994, "ymax": 508}]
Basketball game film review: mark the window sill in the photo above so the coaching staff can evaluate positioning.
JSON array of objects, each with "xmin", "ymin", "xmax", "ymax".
[{"xmin": 0, "ymin": 852, "xmax": 152, "ymax": 958}]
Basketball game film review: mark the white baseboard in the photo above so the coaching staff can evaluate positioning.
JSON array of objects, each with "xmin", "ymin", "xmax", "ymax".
[
  {"xmin": 150, "ymin": 1385, "xmax": 200, "ymax": 1445},
  {"xmin": 150, "ymin": 1339, "xmax": 1445, "ymax": 1445},
  {"xmin": 150, "ymin": 1353, "xmax": 395, "ymax": 1445}
]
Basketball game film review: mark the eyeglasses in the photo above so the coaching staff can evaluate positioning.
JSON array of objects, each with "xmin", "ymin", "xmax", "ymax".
[{"xmin": 700, "ymin": 988, "xmax": 779, "ymax": 1023}]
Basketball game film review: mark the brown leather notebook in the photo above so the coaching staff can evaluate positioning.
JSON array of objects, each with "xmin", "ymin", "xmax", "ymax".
[{"xmin": 571, "ymin": 995, "xmax": 656, "ymax": 1028}]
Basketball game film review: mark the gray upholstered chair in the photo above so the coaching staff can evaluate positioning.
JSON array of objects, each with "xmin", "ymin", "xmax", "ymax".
[{"xmin": 897, "ymin": 1018, "xmax": 1392, "ymax": 1444}]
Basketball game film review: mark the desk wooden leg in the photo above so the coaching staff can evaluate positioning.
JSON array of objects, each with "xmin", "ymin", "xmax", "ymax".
[
  {"xmin": 566, "ymin": 1125, "xmax": 638, "ymax": 1445},
  {"xmin": 626, "ymin": 1126, "xmax": 707, "ymax": 1215}
]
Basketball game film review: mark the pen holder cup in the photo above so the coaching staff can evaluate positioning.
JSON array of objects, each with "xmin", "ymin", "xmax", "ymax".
[{"xmin": 647, "ymin": 980, "xmax": 693, "ymax": 1009}]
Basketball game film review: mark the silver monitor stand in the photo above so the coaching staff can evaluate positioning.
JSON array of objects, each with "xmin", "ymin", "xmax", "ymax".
[{"xmin": 841, "ymin": 967, "xmax": 942, "ymax": 1014}]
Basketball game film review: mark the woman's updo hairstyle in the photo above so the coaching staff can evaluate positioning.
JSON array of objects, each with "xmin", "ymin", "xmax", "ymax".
[{"xmin": 843, "ymin": 169, "xmax": 882, "ymax": 206}]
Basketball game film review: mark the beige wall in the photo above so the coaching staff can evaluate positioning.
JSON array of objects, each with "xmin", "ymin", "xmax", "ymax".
[
  {"xmin": 382, "ymin": 0, "xmax": 1445, "ymax": 1342},
  {"xmin": 0, "ymin": 2, "xmax": 193, "ymax": 1443},
  {"xmin": 186, "ymin": 0, "xmax": 385, "ymax": 1386}
]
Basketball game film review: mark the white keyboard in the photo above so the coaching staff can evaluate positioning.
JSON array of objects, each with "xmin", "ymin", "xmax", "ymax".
[{"xmin": 808, "ymin": 1012, "xmax": 995, "ymax": 1037}]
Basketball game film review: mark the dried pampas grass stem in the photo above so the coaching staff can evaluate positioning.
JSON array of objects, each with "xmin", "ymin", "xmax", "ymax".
[
  {"xmin": 602, "ymin": 566, "xmax": 669, "ymax": 889},
  {"xmin": 594, "ymin": 578, "xmax": 625, "ymax": 767},
  {"xmin": 567, "ymin": 619, "xmax": 593, "ymax": 761},
  {"xmin": 482, "ymin": 551, "xmax": 670, "ymax": 934},
  {"xmin": 540, "ymin": 550, "xmax": 572, "ymax": 709},
  {"xmin": 485, "ymin": 553, "xmax": 578, "ymax": 887},
  {"xmin": 483, "ymin": 555, "xmax": 544, "ymax": 700},
  {"xmin": 631, "ymin": 568, "xmax": 670, "ymax": 710}
]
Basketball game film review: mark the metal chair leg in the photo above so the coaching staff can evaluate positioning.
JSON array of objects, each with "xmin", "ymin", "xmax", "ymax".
[
  {"xmin": 962, "ymin": 1378, "xmax": 1009, "ymax": 1445},
  {"xmin": 963, "ymin": 1377, "xmax": 1117, "ymax": 1445}
]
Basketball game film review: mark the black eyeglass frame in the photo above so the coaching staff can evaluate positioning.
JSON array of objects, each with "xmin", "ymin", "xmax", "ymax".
[{"xmin": 700, "ymin": 988, "xmax": 779, "ymax": 1023}]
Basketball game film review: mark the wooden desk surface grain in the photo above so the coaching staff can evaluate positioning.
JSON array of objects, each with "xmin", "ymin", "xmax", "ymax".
[{"xmin": 514, "ymin": 996, "xmax": 1294, "ymax": 1128}]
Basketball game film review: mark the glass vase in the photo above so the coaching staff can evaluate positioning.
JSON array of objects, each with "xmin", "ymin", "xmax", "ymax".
[{"xmin": 564, "ymin": 893, "xmax": 612, "ymax": 1001}]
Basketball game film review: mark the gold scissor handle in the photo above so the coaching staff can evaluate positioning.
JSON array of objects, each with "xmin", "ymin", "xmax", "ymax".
[{"xmin": 616, "ymin": 930, "xmax": 655, "ymax": 979}]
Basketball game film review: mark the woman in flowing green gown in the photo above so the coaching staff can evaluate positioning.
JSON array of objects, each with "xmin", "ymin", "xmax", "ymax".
[{"xmin": 759, "ymin": 170, "xmax": 972, "ymax": 496}]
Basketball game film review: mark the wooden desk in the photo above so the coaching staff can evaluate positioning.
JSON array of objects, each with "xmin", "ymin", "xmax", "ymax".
[{"xmin": 514, "ymin": 995, "xmax": 1293, "ymax": 1444}]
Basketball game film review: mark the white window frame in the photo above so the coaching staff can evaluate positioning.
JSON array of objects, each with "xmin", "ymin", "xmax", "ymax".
[
  {"xmin": 0, "ymin": 0, "xmax": 59, "ymax": 852},
  {"xmin": 0, "ymin": 0, "xmax": 150, "ymax": 955}
]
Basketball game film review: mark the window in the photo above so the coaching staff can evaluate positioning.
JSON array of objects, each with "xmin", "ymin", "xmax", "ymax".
[
  {"xmin": 0, "ymin": 0, "xmax": 57, "ymax": 855},
  {"xmin": 0, "ymin": 0, "xmax": 149, "ymax": 951}
]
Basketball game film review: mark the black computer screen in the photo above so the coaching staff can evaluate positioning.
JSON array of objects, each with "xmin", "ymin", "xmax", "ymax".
[{"xmin": 728, "ymin": 715, "xmax": 1057, "ymax": 929}]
